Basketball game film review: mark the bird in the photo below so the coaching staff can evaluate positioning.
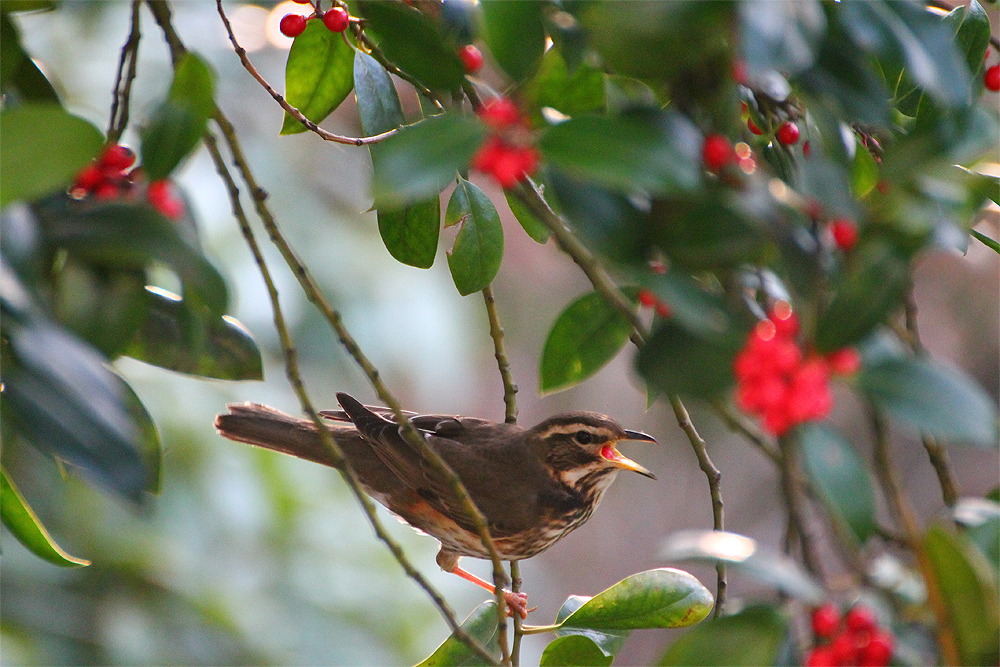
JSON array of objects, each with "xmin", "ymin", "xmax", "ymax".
[{"xmin": 214, "ymin": 392, "xmax": 656, "ymax": 618}]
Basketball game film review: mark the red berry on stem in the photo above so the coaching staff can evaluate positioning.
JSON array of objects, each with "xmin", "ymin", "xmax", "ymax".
[
  {"xmin": 830, "ymin": 218, "xmax": 859, "ymax": 251},
  {"xmin": 479, "ymin": 98, "xmax": 522, "ymax": 130},
  {"xmin": 985, "ymin": 65, "xmax": 1000, "ymax": 92},
  {"xmin": 280, "ymin": 13, "xmax": 307, "ymax": 38},
  {"xmin": 655, "ymin": 301, "xmax": 672, "ymax": 318},
  {"xmin": 702, "ymin": 134, "xmax": 735, "ymax": 171},
  {"xmin": 148, "ymin": 180, "xmax": 184, "ymax": 219},
  {"xmin": 99, "ymin": 144, "xmax": 136, "ymax": 172},
  {"xmin": 459, "ymin": 44, "xmax": 484, "ymax": 74},
  {"xmin": 805, "ymin": 646, "xmax": 838, "ymax": 667},
  {"xmin": 827, "ymin": 348, "xmax": 861, "ymax": 376},
  {"xmin": 74, "ymin": 164, "xmax": 103, "ymax": 192},
  {"xmin": 845, "ymin": 606, "xmax": 878, "ymax": 634},
  {"xmin": 776, "ymin": 121, "xmax": 800, "ymax": 145},
  {"xmin": 812, "ymin": 603, "xmax": 842, "ymax": 638},
  {"xmin": 803, "ymin": 140, "xmax": 812, "ymax": 157},
  {"xmin": 860, "ymin": 631, "xmax": 894, "ymax": 667},
  {"xmin": 638, "ymin": 289, "xmax": 657, "ymax": 308},
  {"xmin": 323, "ymin": 7, "xmax": 349, "ymax": 32},
  {"xmin": 747, "ymin": 118, "xmax": 763, "ymax": 135}
]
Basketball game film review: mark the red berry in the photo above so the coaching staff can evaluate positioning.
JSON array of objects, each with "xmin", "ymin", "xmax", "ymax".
[
  {"xmin": 803, "ymin": 140, "xmax": 812, "ymax": 157},
  {"xmin": 99, "ymin": 145, "xmax": 136, "ymax": 172},
  {"xmin": 702, "ymin": 134, "xmax": 735, "ymax": 171},
  {"xmin": 74, "ymin": 164, "xmax": 103, "ymax": 192},
  {"xmin": 860, "ymin": 631, "xmax": 894, "ymax": 667},
  {"xmin": 776, "ymin": 121, "xmax": 800, "ymax": 145},
  {"xmin": 985, "ymin": 65, "xmax": 1000, "ymax": 92},
  {"xmin": 479, "ymin": 98, "xmax": 522, "ymax": 130},
  {"xmin": 830, "ymin": 218, "xmax": 859, "ymax": 251},
  {"xmin": 830, "ymin": 632, "xmax": 860, "ymax": 666},
  {"xmin": 731, "ymin": 60, "xmax": 748, "ymax": 85},
  {"xmin": 827, "ymin": 348, "xmax": 861, "ymax": 376},
  {"xmin": 747, "ymin": 118, "xmax": 763, "ymax": 135},
  {"xmin": 655, "ymin": 301, "xmax": 672, "ymax": 318},
  {"xmin": 845, "ymin": 606, "xmax": 878, "ymax": 634},
  {"xmin": 805, "ymin": 646, "xmax": 838, "ymax": 667},
  {"xmin": 769, "ymin": 304, "xmax": 798, "ymax": 338},
  {"xmin": 812, "ymin": 603, "xmax": 842, "ymax": 638},
  {"xmin": 649, "ymin": 260, "xmax": 667, "ymax": 275},
  {"xmin": 472, "ymin": 137, "xmax": 536, "ymax": 188},
  {"xmin": 459, "ymin": 44, "xmax": 484, "ymax": 74},
  {"xmin": 323, "ymin": 7, "xmax": 349, "ymax": 32},
  {"xmin": 638, "ymin": 289, "xmax": 657, "ymax": 308},
  {"xmin": 280, "ymin": 13, "xmax": 307, "ymax": 38},
  {"xmin": 147, "ymin": 180, "xmax": 184, "ymax": 219},
  {"xmin": 94, "ymin": 182, "xmax": 120, "ymax": 200}
]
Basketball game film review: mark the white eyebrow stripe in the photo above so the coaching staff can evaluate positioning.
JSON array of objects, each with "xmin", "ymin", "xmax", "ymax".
[{"xmin": 539, "ymin": 424, "xmax": 616, "ymax": 439}]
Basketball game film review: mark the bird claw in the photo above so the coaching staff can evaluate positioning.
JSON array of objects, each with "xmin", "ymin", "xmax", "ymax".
[{"xmin": 503, "ymin": 590, "xmax": 530, "ymax": 619}]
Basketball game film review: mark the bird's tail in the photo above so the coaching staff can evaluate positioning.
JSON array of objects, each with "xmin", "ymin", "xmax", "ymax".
[{"xmin": 215, "ymin": 403, "xmax": 350, "ymax": 470}]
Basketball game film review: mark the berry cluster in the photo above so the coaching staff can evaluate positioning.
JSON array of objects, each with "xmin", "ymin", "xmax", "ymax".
[
  {"xmin": 71, "ymin": 144, "xmax": 185, "ymax": 220},
  {"xmin": 734, "ymin": 304, "xmax": 860, "ymax": 437},
  {"xmin": 471, "ymin": 98, "xmax": 538, "ymax": 189},
  {"xmin": 741, "ymin": 102, "xmax": 801, "ymax": 146},
  {"xmin": 279, "ymin": 2, "xmax": 349, "ymax": 38},
  {"xmin": 807, "ymin": 604, "xmax": 894, "ymax": 667}
]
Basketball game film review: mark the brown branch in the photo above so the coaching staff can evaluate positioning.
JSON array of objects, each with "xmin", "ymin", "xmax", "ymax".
[
  {"xmin": 107, "ymin": 0, "xmax": 142, "ymax": 143},
  {"xmin": 777, "ymin": 436, "xmax": 824, "ymax": 578},
  {"xmin": 868, "ymin": 406, "xmax": 960, "ymax": 666},
  {"xmin": 214, "ymin": 0, "xmax": 397, "ymax": 146},
  {"xmin": 483, "ymin": 286, "xmax": 518, "ymax": 424}
]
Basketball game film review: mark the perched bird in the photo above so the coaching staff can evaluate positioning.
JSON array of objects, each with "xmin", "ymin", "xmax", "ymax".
[{"xmin": 215, "ymin": 392, "xmax": 656, "ymax": 617}]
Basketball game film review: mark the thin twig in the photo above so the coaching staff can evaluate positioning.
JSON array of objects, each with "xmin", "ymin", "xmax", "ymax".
[
  {"xmin": 107, "ymin": 0, "xmax": 142, "ymax": 143},
  {"xmin": 215, "ymin": 0, "xmax": 397, "ymax": 146},
  {"xmin": 777, "ymin": 436, "xmax": 824, "ymax": 578},
  {"xmin": 670, "ymin": 396, "xmax": 727, "ymax": 616},
  {"xmin": 147, "ymin": 2, "xmax": 500, "ymax": 661},
  {"xmin": 509, "ymin": 560, "xmax": 523, "ymax": 666},
  {"xmin": 868, "ymin": 407, "xmax": 960, "ymax": 666},
  {"xmin": 483, "ymin": 286, "xmax": 518, "ymax": 424}
]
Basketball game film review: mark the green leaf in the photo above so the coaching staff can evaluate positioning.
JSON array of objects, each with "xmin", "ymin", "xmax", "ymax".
[
  {"xmin": 280, "ymin": 18, "xmax": 354, "ymax": 136},
  {"xmin": 140, "ymin": 52, "xmax": 217, "ymax": 180},
  {"xmin": 798, "ymin": 423, "xmax": 878, "ymax": 545},
  {"xmin": 553, "ymin": 595, "xmax": 630, "ymax": 657},
  {"xmin": 858, "ymin": 356, "xmax": 999, "ymax": 447},
  {"xmin": 953, "ymin": 0, "xmax": 992, "ymax": 74},
  {"xmin": 33, "ymin": 196, "xmax": 229, "ymax": 316},
  {"xmin": 638, "ymin": 269, "xmax": 732, "ymax": 337},
  {"xmin": 0, "ymin": 13, "xmax": 59, "ymax": 103},
  {"xmin": 971, "ymin": 230, "xmax": 1000, "ymax": 254},
  {"xmin": 815, "ymin": 240, "xmax": 909, "ymax": 352},
  {"xmin": 540, "ymin": 110, "xmax": 702, "ymax": 196},
  {"xmin": 414, "ymin": 601, "xmax": 502, "ymax": 667},
  {"xmin": 0, "ymin": 467, "xmax": 90, "ymax": 567},
  {"xmin": 925, "ymin": 524, "xmax": 1000, "ymax": 666},
  {"xmin": 522, "ymin": 48, "xmax": 606, "ymax": 121},
  {"xmin": 739, "ymin": 0, "xmax": 826, "ymax": 78},
  {"xmin": 123, "ymin": 287, "xmax": 262, "ymax": 381},
  {"xmin": 445, "ymin": 178, "xmax": 503, "ymax": 296},
  {"xmin": 540, "ymin": 289, "xmax": 636, "ymax": 395},
  {"xmin": 636, "ymin": 319, "xmax": 745, "ymax": 399},
  {"xmin": 658, "ymin": 605, "xmax": 789, "ymax": 666},
  {"xmin": 504, "ymin": 188, "xmax": 550, "ymax": 243},
  {"xmin": 0, "ymin": 104, "xmax": 104, "ymax": 207},
  {"xmin": 850, "ymin": 138, "xmax": 880, "ymax": 198},
  {"xmin": 540, "ymin": 636, "xmax": 613, "ymax": 667},
  {"xmin": 357, "ymin": 0, "xmax": 464, "ymax": 91},
  {"xmin": 559, "ymin": 568, "xmax": 714, "ymax": 631},
  {"xmin": 371, "ymin": 113, "xmax": 486, "ymax": 207},
  {"xmin": 355, "ymin": 50, "xmax": 441, "ymax": 268},
  {"xmin": 659, "ymin": 530, "xmax": 825, "ymax": 604},
  {"xmin": 480, "ymin": 0, "xmax": 546, "ymax": 82},
  {"xmin": 953, "ymin": 498, "xmax": 1000, "ymax": 577}
]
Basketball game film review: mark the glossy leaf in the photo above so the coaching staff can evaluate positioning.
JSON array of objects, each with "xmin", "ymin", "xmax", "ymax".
[
  {"xmin": 357, "ymin": 0, "xmax": 464, "ymax": 91},
  {"xmin": 798, "ymin": 423, "xmax": 878, "ymax": 545},
  {"xmin": 559, "ymin": 568, "xmax": 713, "ymax": 631},
  {"xmin": 660, "ymin": 530, "xmax": 825, "ymax": 604},
  {"xmin": 504, "ymin": 188, "xmax": 550, "ymax": 243},
  {"xmin": 0, "ymin": 13, "xmax": 59, "ymax": 103},
  {"xmin": 52, "ymin": 263, "xmax": 148, "ymax": 358},
  {"xmin": 32, "ymin": 196, "xmax": 229, "ymax": 316},
  {"xmin": 140, "ymin": 52, "xmax": 216, "ymax": 180},
  {"xmin": 953, "ymin": 0, "xmax": 992, "ymax": 74},
  {"xmin": 280, "ymin": 18, "xmax": 354, "ymax": 135},
  {"xmin": 925, "ymin": 524, "xmax": 1000, "ymax": 666},
  {"xmin": 355, "ymin": 50, "xmax": 440, "ymax": 268},
  {"xmin": 480, "ymin": 0, "xmax": 546, "ymax": 82},
  {"xmin": 658, "ymin": 605, "xmax": 788, "ymax": 666},
  {"xmin": 540, "ymin": 110, "xmax": 702, "ymax": 196},
  {"xmin": 0, "ymin": 104, "xmax": 104, "ymax": 207},
  {"xmin": 638, "ymin": 269, "xmax": 732, "ymax": 337},
  {"xmin": 445, "ymin": 178, "xmax": 503, "ymax": 296},
  {"xmin": 540, "ymin": 289, "xmax": 636, "ymax": 395},
  {"xmin": 815, "ymin": 240, "xmax": 909, "ymax": 352},
  {"xmin": 1, "ymin": 467, "xmax": 90, "ymax": 567},
  {"xmin": 522, "ymin": 48, "xmax": 606, "ymax": 121},
  {"xmin": 850, "ymin": 138, "xmax": 879, "ymax": 198},
  {"xmin": 858, "ymin": 356, "xmax": 999, "ymax": 447},
  {"xmin": 371, "ymin": 113, "xmax": 486, "ymax": 207},
  {"xmin": 415, "ymin": 601, "xmax": 501, "ymax": 667},
  {"xmin": 540, "ymin": 636, "xmax": 613, "ymax": 667},
  {"xmin": 636, "ymin": 319, "xmax": 745, "ymax": 399},
  {"xmin": 553, "ymin": 595, "xmax": 629, "ymax": 657},
  {"xmin": 123, "ymin": 287, "xmax": 262, "ymax": 381},
  {"xmin": 739, "ymin": 0, "xmax": 826, "ymax": 78}
]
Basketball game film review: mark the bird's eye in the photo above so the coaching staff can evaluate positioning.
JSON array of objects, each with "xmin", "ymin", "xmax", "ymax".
[{"xmin": 574, "ymin": 430, "xmax": 593, "ymax": 445}]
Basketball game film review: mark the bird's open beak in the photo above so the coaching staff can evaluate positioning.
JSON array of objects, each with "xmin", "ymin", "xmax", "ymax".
[{"xmin": 600, "ymin": 440, "xmax": 657, "ymax": 480}]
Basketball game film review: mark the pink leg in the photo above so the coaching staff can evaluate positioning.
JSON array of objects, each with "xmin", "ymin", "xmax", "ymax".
[{"xmin": 450, "ymin": 565, "xmax": 530, "ymax": 619}]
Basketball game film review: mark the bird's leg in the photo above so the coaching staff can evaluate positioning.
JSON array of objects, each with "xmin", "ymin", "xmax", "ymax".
[{"xmin": 449, "ymin": 564, "xmax": 530, "ymax": 619}]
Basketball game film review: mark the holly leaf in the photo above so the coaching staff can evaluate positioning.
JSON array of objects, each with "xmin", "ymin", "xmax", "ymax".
[
  {"xmin": 445, "ymin": 178, "xmax": 503, "ymax": 296},
  {"xmin": 540, "ymin": 636, "xmax": 613, "ymax": 667},
  {"xmin": 1, "ymin": 467, "xmax": 90, "ymax": 567},
  {"xmin": 280, "ymin": 18, "xmax": 354, "ymax": 135},
  {"xmin": 658, "ymin": 605, "xmax": 789, "ymax": 666},
  {"xmin": 480, "ymin": 0, "xmax": 546, "ymax": 82},
  {"xmin": 414, "ymin": 601, "xmax": 502, "ymax": 667}
]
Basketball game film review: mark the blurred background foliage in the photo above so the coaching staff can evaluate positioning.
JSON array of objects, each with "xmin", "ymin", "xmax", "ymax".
[{"xmin": 1, "ymin": 1, "xmax": 998, "ymax": 665}]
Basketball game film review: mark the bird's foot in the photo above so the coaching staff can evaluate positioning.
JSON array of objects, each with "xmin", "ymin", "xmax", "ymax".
[{"xmin": 502, "ymin": 590, "xmax": 531, "ymax": 619}]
